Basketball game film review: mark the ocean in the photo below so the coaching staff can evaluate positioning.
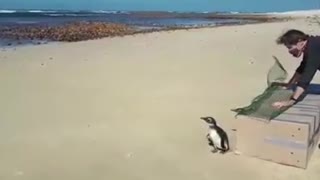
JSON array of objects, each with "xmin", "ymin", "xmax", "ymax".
[{"xmin": 0, "ymin": 10, "xmax": 259, "ymax": 46}]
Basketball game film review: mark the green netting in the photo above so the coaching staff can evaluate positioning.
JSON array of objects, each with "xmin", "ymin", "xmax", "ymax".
[
  {"xmin": 267, "ymin": 56, "xmax": 288, "ymax": 86},
  {"xmin": 231, "ymin": 56, "xmax": 294, "ymax": 120}
]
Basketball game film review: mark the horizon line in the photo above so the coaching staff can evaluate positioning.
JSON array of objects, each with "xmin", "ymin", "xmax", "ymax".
[{"xmin": 1, "ymin": 8, "xmax": 320, "ymax": 13}]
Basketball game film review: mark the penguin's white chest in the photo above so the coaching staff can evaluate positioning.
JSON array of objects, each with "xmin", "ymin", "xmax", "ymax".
[{"xmin": 208, "ymin": 129, "xmax": 222, "ymax": 148}]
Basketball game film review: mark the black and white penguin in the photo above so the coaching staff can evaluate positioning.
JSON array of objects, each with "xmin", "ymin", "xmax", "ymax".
[{"xmin": 201, "ymin": 116, "xmax": 230, "ymax": 154}]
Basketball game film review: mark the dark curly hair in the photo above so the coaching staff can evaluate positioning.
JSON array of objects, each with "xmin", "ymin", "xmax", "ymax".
[{"xmin": 276, "ymin": 29, "xmax": 309, "ymax": 45}]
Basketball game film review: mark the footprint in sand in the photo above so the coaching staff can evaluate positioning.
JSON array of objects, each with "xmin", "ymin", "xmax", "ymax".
[{"xmin": 126, "ymin": 152, "xmax": 134, "ymax": 159}]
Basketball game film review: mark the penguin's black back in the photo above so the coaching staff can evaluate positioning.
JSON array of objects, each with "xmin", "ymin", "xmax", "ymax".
[{"xmin": 212, "ymin": 124, "xmax": 229, "ymax": 151}]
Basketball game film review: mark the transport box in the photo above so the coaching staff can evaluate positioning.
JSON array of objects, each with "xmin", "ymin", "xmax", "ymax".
[{"xmin": 233, "ymin": 94, "xmax": 320, "ymax": 169}]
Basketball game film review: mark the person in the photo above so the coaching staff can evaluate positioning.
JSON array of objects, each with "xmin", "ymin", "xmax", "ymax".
[{"xmin": 272, "ymin": 29, "xmax": 320, "ymax": 109}]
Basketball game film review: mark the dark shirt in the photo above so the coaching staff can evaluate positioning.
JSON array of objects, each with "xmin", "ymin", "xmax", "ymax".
[{"xmin": 295, "ymin": 36, "xmax": 320, "ymax": 89}]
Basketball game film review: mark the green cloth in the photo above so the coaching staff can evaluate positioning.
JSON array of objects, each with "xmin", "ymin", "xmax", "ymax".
[
  {"xmin": 267, "ymin": 56, "xmax": 288, "ymax": 86},
  {"xmin": 232, "ymin": 56, "xmax": 293, "ymax": 120}
]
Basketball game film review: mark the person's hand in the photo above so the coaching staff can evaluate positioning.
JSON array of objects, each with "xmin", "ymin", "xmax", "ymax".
[{"xmin": 272, "ymin": 100, "xmax": 295, "ymax": 109}]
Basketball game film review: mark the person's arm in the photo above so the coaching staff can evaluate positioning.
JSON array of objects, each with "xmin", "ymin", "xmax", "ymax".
[
  {"xmin": 285, "ymin": 71, "xmax": 301, "ymax": 88},
  {"xmin": 273, "ymin": 59, "xmax": 305, "ymax": 88},
  {"xmin": 273, "ymin": 41, "xmax": 320, "ymax": 109},
  {"xmin": 285, "ymin": 56, "xmax": 307, "ymax": 88}
]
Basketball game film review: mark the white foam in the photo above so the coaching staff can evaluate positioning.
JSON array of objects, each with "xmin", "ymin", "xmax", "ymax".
[
  {"xmin": 92, "ymin": 10, "xmax": 118, "ymax": 14},
  {"xmin": 263, "ymin": 9, "xmax": 320, "ymax": 17},
  {"xmin": 29, "ymin": 10, "xmax": 57, "ymax": 13},
  {"xmin": 28, "ymin": 10, "xmax": 44, "ymax": 13},
  {"xmin": 45, "ymin": 14, "xmax": 63, "ymax": 17},
  {"xmin": 0, "ymin": 10, "xmax": 16, "ymax": 13}
]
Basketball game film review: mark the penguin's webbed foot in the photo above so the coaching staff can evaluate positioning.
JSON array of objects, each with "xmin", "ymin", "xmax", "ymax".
[
  {"xmin": 211, "ymin": 149, "xmax": 218, "ymax": 153},
  {"xmin": 217, "ymin": 148, "xmax": 228, "ymax": 154}
]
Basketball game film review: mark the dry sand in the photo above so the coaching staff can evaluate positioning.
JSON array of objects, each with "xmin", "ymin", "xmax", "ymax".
[{"xmin": 0, "ymin": 17, "xmax": 320, "ymax": 180}]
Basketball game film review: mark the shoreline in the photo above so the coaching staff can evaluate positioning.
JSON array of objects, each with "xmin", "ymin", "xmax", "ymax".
[{"xmin": 0, "ymin": 14, "xmax": 286, "ymax": 48}]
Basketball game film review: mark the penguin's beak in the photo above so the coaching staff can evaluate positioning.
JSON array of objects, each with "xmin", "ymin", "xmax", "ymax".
[{"xmin": 200, "ymin": 117, "xmax": 209, "ymax": 123}]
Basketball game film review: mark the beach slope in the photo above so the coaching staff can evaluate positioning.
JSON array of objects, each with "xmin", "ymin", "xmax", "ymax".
[{"xmin": 0, "ymin": 15, "xmax": 320, "ymax": 180}]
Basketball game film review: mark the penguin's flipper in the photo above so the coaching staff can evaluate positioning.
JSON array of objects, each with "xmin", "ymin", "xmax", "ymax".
[
  {"xmin": 210, "ymin": 142, "xmax": 218, "ymax": 153},
  {"xmin": 222, "ymin": 138, "xmax": 230, "ymax": 152},
  {"xmin": 206, "ymin": 134, "xmax": 214, "ymax": 145}
]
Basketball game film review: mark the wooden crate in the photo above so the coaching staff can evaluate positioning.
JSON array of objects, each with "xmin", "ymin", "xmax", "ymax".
[{"xmin": 234, "ymin": 94, "xmax": 320, "ymax": 169}]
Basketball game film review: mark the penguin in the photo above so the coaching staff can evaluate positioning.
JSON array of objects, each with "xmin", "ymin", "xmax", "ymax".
[{"xmin": 201, "ymin": 116, "xmax": 230, "ymax": 154}]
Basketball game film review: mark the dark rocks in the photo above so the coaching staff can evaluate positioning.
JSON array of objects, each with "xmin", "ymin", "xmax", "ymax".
[{"xmin": 0, "ymin": 22, "xmax": 135, "ymax": 43}]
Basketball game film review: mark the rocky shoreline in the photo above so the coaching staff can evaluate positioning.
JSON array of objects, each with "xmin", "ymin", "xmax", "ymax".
[
  {"xmin": 0, "ymin": 22, "xmax": 135, "ymax": 44},
  {"xmin": 0, "ymin": 15, "xmax": 284, "ymax": 46}
]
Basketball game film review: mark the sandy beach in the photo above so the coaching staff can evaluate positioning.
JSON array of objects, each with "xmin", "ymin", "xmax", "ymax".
[{"xmin": 0, "ymin": 15, "xmax": 320, "ymax": 180}]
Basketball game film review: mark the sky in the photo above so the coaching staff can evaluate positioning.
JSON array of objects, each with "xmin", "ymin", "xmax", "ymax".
[{"xmin": 1, "ymin": 0, "xmax": 320, "ymax": 12}]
